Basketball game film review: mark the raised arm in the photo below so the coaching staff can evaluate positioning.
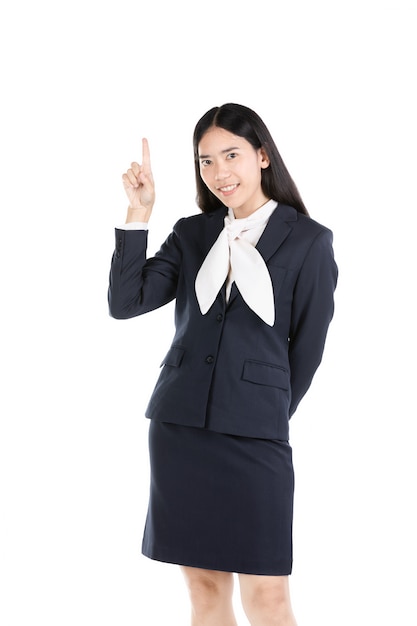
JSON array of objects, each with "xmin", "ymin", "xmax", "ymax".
[{"xmin": 109, "ymin": 140, "xmax": 183, "ymax": 319}]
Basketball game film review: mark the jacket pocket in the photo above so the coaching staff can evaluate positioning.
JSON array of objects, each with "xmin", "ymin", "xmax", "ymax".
[
  {"xmin": 160, "ymin": 345, "xmax": 185, "ymax": 368},
  {"xmin": 242, "ymin": 359, "xmax": 289, "ymax": 389}
]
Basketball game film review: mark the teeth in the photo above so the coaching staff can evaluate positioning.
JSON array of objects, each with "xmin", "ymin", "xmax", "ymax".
[{"xmin": 220, "ymin": 184, "xmax": 237, "ymax": 192}]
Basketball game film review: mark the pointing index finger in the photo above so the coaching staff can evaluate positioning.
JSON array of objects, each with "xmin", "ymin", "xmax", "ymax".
[{"xmin": 141, "ymin": 137, "xmax": 151, "ymax": 171}]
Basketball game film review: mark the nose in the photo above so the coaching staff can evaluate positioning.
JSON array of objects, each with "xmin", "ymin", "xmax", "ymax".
[{"xmin": 214, "ymin": 163, "xmax": 231, "ymax": 181}]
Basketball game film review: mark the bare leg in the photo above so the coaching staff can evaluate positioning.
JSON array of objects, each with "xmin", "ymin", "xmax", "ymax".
[
  {"xmin": 238, "ymin": 574, "xmax": 297, "ymax": 626},
  {"xmin": 180, "ymin": 566, "xmax": 238, "ymax": 626}
]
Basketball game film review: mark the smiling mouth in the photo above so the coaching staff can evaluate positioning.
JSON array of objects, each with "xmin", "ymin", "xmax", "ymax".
[{"xmin": 217, "ymin": 184, "xmax": 239, "ymax": 193}]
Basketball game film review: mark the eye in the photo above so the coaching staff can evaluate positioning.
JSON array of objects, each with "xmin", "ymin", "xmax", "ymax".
[
  {"xmin": 200, "ymin": 159, "xmax": 212, "ymax": 167},
  {"xmin": 226, "ymin": 152, "xmax": 238, "ymax": 160}
]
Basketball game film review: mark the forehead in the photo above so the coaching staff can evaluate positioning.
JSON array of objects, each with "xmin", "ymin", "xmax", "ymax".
[{"xmin": 198, "ymin": 127, "xmax": 250, "ymax": 156}]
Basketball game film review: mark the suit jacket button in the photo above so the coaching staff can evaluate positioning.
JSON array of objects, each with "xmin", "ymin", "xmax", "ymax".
[
  {"xmin": 205, "ymin": 355, "xmax": 214, "ymax": 364},
  {"xmin": 216, "ymin": 314, "xmax": 223, "ymax": 322}
]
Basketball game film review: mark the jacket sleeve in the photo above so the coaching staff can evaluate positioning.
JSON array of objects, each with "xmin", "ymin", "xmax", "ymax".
[
  {"xmin": 288, "ymin": 228, "xmax": 338, "ymax": 416},
  {"xmin": 108, "ymin": 219, "xmax": 184, "ymax": 320}
]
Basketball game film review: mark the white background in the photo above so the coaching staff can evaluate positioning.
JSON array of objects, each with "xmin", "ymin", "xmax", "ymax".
[{"xmin": 1, "ymin": 1, "xmax": 416, "ymax": 624}]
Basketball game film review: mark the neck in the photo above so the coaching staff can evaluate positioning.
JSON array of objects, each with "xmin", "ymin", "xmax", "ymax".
[{"xmin": 230, "ymin": 198, "xmax": 273, "ymax": 219}]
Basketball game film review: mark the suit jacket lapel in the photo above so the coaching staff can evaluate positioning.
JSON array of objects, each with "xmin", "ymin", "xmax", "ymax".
[
  {"xmin": 204, "ymin": 206, "xmax": 227, "ymax": 254},
  {"xmin": 256, "ymin": 203, "xmax": 297, "ymax": 262}
]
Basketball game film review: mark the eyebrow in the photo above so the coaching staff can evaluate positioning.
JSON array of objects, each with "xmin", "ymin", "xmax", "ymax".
[{"xmin": 198, "ymin": 146, "xmax": 240, "ymax": 159}]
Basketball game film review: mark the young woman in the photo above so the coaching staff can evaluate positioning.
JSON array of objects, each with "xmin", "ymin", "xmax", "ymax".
[{"xmin": 108, "ymin": 103, "xmax": 338, "ymax": 626}]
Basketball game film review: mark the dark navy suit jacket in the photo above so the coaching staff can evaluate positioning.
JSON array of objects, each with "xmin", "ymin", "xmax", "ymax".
[{"xmin": 108, "ymin": 204, "xmax": 338, "ymax": 440}]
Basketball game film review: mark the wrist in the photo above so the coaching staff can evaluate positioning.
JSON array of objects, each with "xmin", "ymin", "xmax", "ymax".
[{"xmin": 125, "ymin": 205, "xmax": 152, "ymax": 223}]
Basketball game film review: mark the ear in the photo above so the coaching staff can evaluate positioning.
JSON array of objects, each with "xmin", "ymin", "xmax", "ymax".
[{"xmin": 259, "ymin": 147, "xmax": 270, "ymax": 169}]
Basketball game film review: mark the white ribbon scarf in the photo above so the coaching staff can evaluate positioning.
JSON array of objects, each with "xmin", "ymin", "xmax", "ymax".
[{"xmin": 195, "ymin": 201, "xmax": 277, "ymax": 326}]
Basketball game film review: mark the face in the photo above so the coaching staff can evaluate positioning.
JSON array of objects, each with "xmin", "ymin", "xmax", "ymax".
[{"xmin": 198, "ymin": 126, "xmax": 270, "ymax": 218}]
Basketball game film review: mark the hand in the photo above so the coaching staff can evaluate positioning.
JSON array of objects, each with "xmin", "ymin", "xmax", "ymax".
[{"xmin": 122, "ymin": 138, "xmax": 155, "ymax": 222}]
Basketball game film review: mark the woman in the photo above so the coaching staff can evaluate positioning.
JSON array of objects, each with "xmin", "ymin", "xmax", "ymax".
[{"xmin": 108, "ymin": 103, "xmax": 338, "ymax": 626}]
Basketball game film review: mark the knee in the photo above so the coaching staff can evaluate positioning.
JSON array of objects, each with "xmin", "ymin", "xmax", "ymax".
[
  {"xmin": 181, "ymin": 568, "xmax": 233, "ymax": 615},
  {"xmin": 186, "ymin": 574, "xmax": 221, "ymax": 612},
  {"xmin": 240, "ymin": 577, "xmax": 294, "ymax": 625}
]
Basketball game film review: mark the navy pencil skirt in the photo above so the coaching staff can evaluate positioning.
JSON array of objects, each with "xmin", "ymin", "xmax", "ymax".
[{"xmin": 142, "ymin": 420, "xmax": 294, "ymax": 575}]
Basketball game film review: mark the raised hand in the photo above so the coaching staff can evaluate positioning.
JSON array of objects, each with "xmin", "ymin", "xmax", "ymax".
[{"xmin": 122, "ymin": 138, "xmax": 155, "ymax": 222}]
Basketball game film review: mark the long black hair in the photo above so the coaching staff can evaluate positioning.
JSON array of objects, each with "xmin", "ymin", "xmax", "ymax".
[{"xmin": 193, "ymin": 103, "xmax": 309, "ymax": 216}]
